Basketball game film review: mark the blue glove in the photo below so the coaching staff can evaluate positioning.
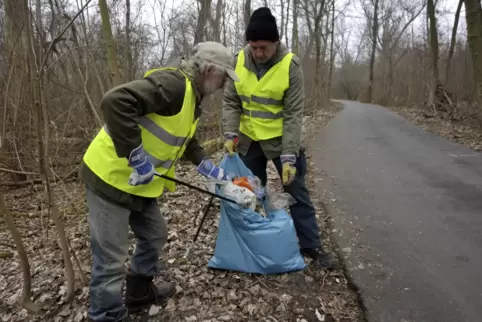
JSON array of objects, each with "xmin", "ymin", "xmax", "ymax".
[
  {"xmin": 128, "ymin": 144, "xmax": 155, "ymax": 186},
  {"xmin": 197, "ymin": 159, "xmax": 228, "ymax": 180}
]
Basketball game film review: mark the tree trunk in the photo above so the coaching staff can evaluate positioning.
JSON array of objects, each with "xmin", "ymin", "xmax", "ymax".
[
  {"xmin": 222, "ymin": 0, "xmax": 227, "ymax": 46},
  {"xmin": 3, "ymin": 0, "xmax": 33, "ymax": 178},
  {"xmin": 367, "ymin": 0, "xmax": 379, "ymax": 103},
  {"xmin": 313, "ymin": 0, "xmax": 326, "ymax": 103},
  {"xmin": 126, "ymin": 0, "xmax": 133, "ymax": 81},
  {"xmin": 291, "ymin": 0, "xmax": 299, "ymax": 55},
  {"xmin": 445, "ymin": 0, "xmax": 463, "ymax": 83},
  {"xmin": 26, "ymin": 0, "xmax": 76, "ymax": 304},
  {"xmin": 427, "ymin": 0, "xmax": 441, "ymax": 110},
  {"xmin": 280, "ymin": 0, "xmax": 285, "ymax": 41},
  {"xmin": 327, "ymin": 0, "xmax": 335, "ymax": 99},
  {"xmin": 464, "ymin": 0, "xmax": 482, "ymax": 103},
  {"xmin": 285, "ymin": 0, "xmax": 291, "ymax": 45},
  {"xmin": 99, "ymin": 0, "xmax": 121, "ymax": 87},
  {"xmin": 194, "ymin": 0, "xmax": 213, "ymax": 44},
  {"xmin": 214, "ymin": 0, "xmax": 223, "ymax": 42},
  {"xmin": 244, "ymin": 0, "xmax": 252, "ymax": 31},
  {"xmin": 427, "ymin": 0, "xmax": 440, "ymax": 82}
]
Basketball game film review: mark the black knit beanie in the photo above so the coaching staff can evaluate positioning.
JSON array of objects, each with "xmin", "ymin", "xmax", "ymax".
[{"xmin": 245, "ymin": 7, "xmax": 280, "ymax": 42}]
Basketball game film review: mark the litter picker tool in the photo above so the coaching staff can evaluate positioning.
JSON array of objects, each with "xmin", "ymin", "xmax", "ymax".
[
  {"xmin": 183, "ymin": 195, "xmax": 215, "ymax": 260},
  {"xmin": 153, "ymin": 172, "xmax": 239, "ymax": 205}
]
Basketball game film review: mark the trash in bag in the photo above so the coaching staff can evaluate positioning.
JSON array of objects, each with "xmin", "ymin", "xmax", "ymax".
[
  {"xmin": 263, "ymin": 181, "xmax": 297, "ymax": 211},
  {"xmin": 220, "ymin": 181, "xmax": 257, "ymax": 211},
  {"xmin": 220, "ymin": 173, "xmax": 297, "ymax": 216},
  {"xmin": 207, "ymin": 153, "xmax": 306, "ymax": 275}
]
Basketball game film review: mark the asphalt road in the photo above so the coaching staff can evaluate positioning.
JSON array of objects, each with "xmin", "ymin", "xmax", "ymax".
[{"xmin": 310, "ymin": 100, "xmax": 482, "ymax": 322}]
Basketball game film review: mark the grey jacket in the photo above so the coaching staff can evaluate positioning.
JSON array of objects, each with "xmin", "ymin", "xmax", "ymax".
[{"xmin": 222, "ymin": 42, "xmax": 305, "ymax": 160}]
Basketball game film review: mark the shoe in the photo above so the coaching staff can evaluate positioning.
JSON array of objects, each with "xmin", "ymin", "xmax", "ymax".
[
  {"xmin": 301, "ymin": 247, "xmax": 339, "ymax": 269},
  {"xmin": 125, "ymin": 272, "xmax": 176, "ymax": 313}
]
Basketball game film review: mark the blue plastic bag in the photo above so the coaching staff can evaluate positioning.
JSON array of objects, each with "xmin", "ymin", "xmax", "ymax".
[{"xmin": 207, "ymin": 153, "xmax": 306, "ymax": 274}]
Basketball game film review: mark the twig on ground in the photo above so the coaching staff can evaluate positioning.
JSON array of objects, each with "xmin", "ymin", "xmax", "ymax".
[{"xmin": 0, "ymin": 168, "xmax": 39, "ymax": 175}]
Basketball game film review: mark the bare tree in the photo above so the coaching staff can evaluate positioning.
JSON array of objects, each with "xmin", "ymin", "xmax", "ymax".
[
  {"xmin": 464, "ymin": 0, "xmax": 482, "ymax": 104},
  {"xmin": 244, "ymin": 0, "xmax": 252, "ymax": 30},
  {"xmin": 327, "ymin": 0, "xmax": 335, "ymax": 99},
  {"xmin": 367, "ymin": 0, "xmax": 379, "ymax": 103},
  {"xmin": 445, "ymin": 0, "xmax": 463, "ymax": 84},
  {"xmin": 427, "ymin": 0, "xmax": 442, "ymax": 112},
  {"xmin": 125, "ymin": 0, "xmax": 133, "ymax": 81},
  {"xmin": 292, "ymin": 0, "xmax": 299, "ymax": 55},
  {"xmin": 99, "ymin": 0, "xmax": 121, "ymax": 86}
]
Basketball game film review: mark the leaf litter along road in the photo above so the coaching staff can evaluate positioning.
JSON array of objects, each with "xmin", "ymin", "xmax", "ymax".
[
  {"xmin": 0, "ymin": 102, "xmax": 364, "ymax": 322},
  {"xmin": 384, "ymin": 105, "xmax": 482, "ymax": 152}
]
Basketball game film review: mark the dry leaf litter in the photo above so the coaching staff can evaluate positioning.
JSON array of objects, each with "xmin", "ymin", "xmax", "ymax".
[
  {"xmin": 385, "ymin": 105, "xmax": 482, "ymax": 151},
  {"xmin": 0, "ymin": 102, "xmax": 364, "ymax": 322}
]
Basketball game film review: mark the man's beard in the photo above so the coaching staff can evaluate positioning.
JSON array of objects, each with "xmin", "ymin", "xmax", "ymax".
[
  {"xmin": 203, "ymin": 79, "xmax": 219, "ymax": 94},
  {"xmin": 254, "ymin": 57, "xmax": 270, "ymax": 64}
]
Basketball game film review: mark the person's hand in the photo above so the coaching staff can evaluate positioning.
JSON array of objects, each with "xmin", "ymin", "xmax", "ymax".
[
  {"xmin": 281, "ymin": 155, "xmax": 297, "ymax": 186},
  {"xmin": 197, "ymin": 158, "xmax": 228, "ymax": 180},
  {"xmin": 127, "ymin": 144, "xmax": 155, "ymax": 186},
  {"xmin": 224, "ymin": 132, "xmax": 238, "ymax": 155}
]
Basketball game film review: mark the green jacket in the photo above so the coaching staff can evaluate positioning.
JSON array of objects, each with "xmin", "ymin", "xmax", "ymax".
[
  {"xmin": 79, "ymin": 60, "xmax": 208, "ymax": 211},
  {"xmin": 222, "ymin": 42, "xmax": 305, "ymax": 160}
]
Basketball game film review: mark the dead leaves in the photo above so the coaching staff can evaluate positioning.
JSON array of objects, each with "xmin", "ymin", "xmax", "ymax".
[
  {"xmin": 0, "ymin": 103, "xmax": 363, "ymax": 322},
  {"xmin": 388, "ymin": 105, "xmax": 482, "ymax": 152}
]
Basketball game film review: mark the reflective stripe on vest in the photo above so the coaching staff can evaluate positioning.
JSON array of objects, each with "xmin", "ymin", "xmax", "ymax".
[
  {"xmin": 238, "ymin": 95, "xmax": 284, "ymax": 107},
  {"xmin": 234, "ymin": 49, "xmax": 293, "ymax": 140},
  {"xmin": 82, "ymin": 67, "xmax": 198, "ymax": 198},
  {"xmin": 103, "ymin": 124, "xmax": 177, "ymax": 170}
]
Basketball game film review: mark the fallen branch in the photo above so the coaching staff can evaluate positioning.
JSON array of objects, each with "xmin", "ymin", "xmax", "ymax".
[
  {"xmin": 1, "ymin": 179, "xmax": 43, "ymax": 187},
  {"xmin": 0, "ymin": 167, "xmax": 40, "ymax": 175},
  {"xmin": 0, "ymin": 241, "xmax": 16, "ymax": 248}
]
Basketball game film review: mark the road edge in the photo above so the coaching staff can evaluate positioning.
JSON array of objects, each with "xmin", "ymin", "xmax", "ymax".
[{"xmin": 305, "ymin": 100, "xmax": 369, "ymax": 322}]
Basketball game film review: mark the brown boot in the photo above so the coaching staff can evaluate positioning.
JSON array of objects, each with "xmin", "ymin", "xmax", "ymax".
[{"xmin": 124, "ymin": 272, "xmax": 176, "ymax": 313}]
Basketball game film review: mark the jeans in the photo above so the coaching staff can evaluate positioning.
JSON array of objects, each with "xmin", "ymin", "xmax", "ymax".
[
  {"xmin": 239, "ymin": 141, "xmax": 322, "ymax": 249},
  {"xmin": 86, "ymin": 188, "xmax": 168, "ymax": 321}
]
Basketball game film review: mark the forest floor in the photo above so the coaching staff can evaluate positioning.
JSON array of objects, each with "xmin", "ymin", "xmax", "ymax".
[
  {"xmin": 0, "ymin": 101, "xmax": 365, "ymax": 322},
  {"xmin": 384, "ymin": 105, "xmax": 482, "ymax": 152}
]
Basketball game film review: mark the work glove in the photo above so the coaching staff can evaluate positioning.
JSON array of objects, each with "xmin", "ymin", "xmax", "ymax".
[
  {"xmin": 281, "ymin": 155, "xmax": 297, "ymax": 186},
  {"xmin": 197, "ymin": 158, "xmax": 228, "ymax": 181},
  {"xmin": 127, "ymin": 144, "xmax": 155, "ymax": 186},
  {"xmin": 224, "ymin": 132, "xmax": 238, "ymax": 155}
]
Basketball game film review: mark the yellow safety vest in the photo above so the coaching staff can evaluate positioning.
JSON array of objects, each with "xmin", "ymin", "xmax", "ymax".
[
  {"xmin": 82, "ymin": 67, "xmax": 199, "ymax": 198},
  {"xmin": 234, "ymin": 49, "xmax": 293, "ymax": 141}
]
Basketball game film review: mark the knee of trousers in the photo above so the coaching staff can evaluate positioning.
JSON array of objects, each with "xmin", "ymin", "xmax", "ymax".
[{"xmin": 149, "ymin": 223, "xmax": 168, "ymax": 250}]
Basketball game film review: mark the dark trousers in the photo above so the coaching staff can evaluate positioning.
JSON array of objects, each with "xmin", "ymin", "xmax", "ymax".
[{"xmin": 239, "ymin": 142, "xmax": 322, "ymax": 249}]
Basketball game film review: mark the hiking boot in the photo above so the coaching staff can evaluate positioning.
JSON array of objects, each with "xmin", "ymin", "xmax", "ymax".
[
  {"xmin": 301, "ymin": 247, "xmax": 339, "ymax": 269},
  {"xmin": 125, "ymin": 272, "xmax": 176, "ymax": 313}
]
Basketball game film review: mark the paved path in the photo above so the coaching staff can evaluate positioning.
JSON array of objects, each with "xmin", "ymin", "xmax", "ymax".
[{"xmin": 310, "ymin": 100, "xmax": 482, "ymax": 322}]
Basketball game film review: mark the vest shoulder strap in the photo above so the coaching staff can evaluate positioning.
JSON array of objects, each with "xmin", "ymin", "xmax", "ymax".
[{"xmin": 143, "ymin": 67, "xmax": 190, "ymax": 79}]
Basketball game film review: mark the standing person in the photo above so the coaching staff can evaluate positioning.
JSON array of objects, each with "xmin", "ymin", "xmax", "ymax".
[
  {"xmin": 79, "ymin": 41, "xmax": 239, "ymax": 322},
  {"xmin": 222, "ymin": 7, "xmax": 338, "ymax": 269}
]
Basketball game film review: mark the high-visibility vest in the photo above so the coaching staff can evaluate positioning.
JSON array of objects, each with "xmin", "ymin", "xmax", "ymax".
[
  {"xmin": 234, "ymin": 49, "xmax": 293, "ymax": 141},
  {"xmin": 82, "ymin": 67, "xmax": 199, "ymax": 198}
]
